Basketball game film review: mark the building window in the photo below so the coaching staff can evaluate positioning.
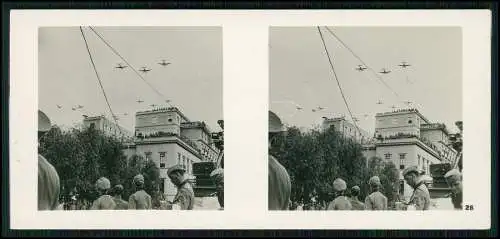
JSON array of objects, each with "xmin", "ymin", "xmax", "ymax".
[
  {"xmin": 177, "ymin": 153, "xmax": 181, "ymax": 164},
  {"xmin": 400, "ymin": 164, "xmax": 405, "ymax": 170},
  {"xmin": 399, "ymin": 153, "xmax": 406, "ymax": 159},
  {"xmin": 145, "ymin": 152, "xmax": 152, "ymax": 162},
  {"xmin": 408, "ymin": 120, "xmax": 413, "ymax": 124},
  {"xmin": 384, "ymin": 153, "xmax": 392, "ymax": 160},
  {"xmin": 159, "ymin": 152, "xmax": 166, "ymax": 168},
  {"xmin": 168, "ymin": 118, "xmax": 173, "ymax": 123}
]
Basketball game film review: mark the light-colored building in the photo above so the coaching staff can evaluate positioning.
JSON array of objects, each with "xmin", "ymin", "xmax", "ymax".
[
  {"xmin": 123, "ymin": 107, "xmax": 220, "ymax": 200},
  {"xmin": 82, "ymin": 115, "xmax": 133, "ymax": 140},
  {"xmin": 363, "ymin": 108, "xmax": 458, "ymax": 200},
  {"xmin": 322, "ymin": 116, "xmax": 373, "ymax": 144}
]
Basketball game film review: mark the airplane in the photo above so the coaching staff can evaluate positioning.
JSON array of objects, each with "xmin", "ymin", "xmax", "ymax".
[
  {"xmin": 399, "ymin": 61, "xmax": 411, "ymax": 68},
  {"xmin": 312, "ymin": 109, "xmax": 317, "ymax": 112},
  {"xmin": 165, "ymin": 100, "xmax": 171, "ymax": 103},
  {"xmin": 115, "ymin": 63, "xmax": 127, "ymax": 69},
  {"xmin": 71, "ymin": 107, "xmax": 77, "ymax": 111},
  {"xmin": 158, "ymin": 60, "xmax": 171, "ymax": 67},
  {"xmin": 376, "ymin": 100, "xmax": 383, "ymax": 105},
  {"xmin": 317, "ymin": 106, "xmax": 325, "ymax": 110},
  {"xmin": 56, "ymin": 105, "xmax": 62, "ymax": 109},
  {"xmin": 150, "ymin": 104, "xmax": 157, "ymax": 108},
  {"xmin": 404, "ymin": 101, "xmax": 412, "ymax": 105},
  {"xmin": 391, "ymin": 105, "xmax": 397, "ymax": 110},
  {"xmin": 355, "ymin": 65, "xmax": 367, "ymax": 71},
  {"xmin": 379, "ymin": 68, "xmax": 391, "ymax": 74},
  {"xmin": 77, "ymin": 105, "xmax": 84, "ymax": 109},
  {"xmin": 296, "ymin": 105, "xmax": 303, "ymax": 110},
  {"xmin": 137, "ymin": 99, "xmax": 144, "ymax": 103},
  {"xmin": 139, "ymin": 67, "xmax": 151, "ymax": 73}
]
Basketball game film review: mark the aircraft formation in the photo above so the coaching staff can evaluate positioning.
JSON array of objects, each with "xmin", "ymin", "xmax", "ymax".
[
  {"xmin": 114, "ymin": 59, "xmax": 171, "ymax": 74},
  {"xmin": 354, "ymin": 61, "xmax": 412, "ymax": 75}
]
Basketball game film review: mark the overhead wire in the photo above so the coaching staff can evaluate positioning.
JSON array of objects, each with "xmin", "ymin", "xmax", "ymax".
[
  {"xmin": 316, "ymin": 26, "xmax": 363, "ymax": 138},
  {"xmin": 79, "ymin": 26, "xmax": 124, "ymax": 137},
  {"xmin": 87, "ymin": 26, "xmax": 173, "ymax": 108},
  {"xmin": 323, "ymin": 26, "xmax": 425, "ymax": 112}
]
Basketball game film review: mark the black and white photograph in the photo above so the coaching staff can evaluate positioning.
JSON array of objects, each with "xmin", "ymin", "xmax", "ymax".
[
  {"xmin": 268, "ymin": 26, "xmax": 464, "ymax": 211},
  {"xmin": 37, "ymin": 26, "xmax": 224, "ymax": 211}
]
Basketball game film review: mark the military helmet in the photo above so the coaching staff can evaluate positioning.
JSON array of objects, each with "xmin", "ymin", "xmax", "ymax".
[
  {"xmin": 38, "ymin": 110, "xmax": 52, "ymax": 132},
  {"xmin": 269, "ymin": 111, "xmax": 285, "ymax": 133},
  {"xmin": 167, "ymin": 164, "xmax": 186, "ymax": 176},
  {"xmin": 369, "ymin": 176, "xmax": 381, "ymax": 187},
  {"xmin": 95, "ymin": 177, "xmax": 111, "ymax": 190},
  {"xmin": 333, "ymin": 178, "xmax": 347, "ymax": 192}
]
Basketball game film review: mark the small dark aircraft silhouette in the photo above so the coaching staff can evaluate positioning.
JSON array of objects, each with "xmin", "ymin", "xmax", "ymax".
[
  {"xmin": 77, "ymin": 105, "xmax": 84, "ymax": 109},
  {"xmin": 137, "ymin": 99, "xmax": 144, "ymax": 103},
  {"xmin": 391, "ymin": 105, "xmax": 397, "ymax": 110},
  {"xmin": 56, "ymin": 105, "xmax": 62, "ymax": 109},
  {"xmin": 312, "ymin": 109, "xmax": 317, "ymax": 112},
  {"xmin": 355, "ymin": 65, "xmax": 367, "ymax": 71},
  {"xmin": 296, "ymin": 105, "xmax": 303, "ymax": 110},
  {"xmin": 115, "ymin": 63, "xmax": 127, "ymax": 69},
  {"xmin": 379, "ymin": 68, "xmax": 391, "ymax": 74},
  {"xmin": 150, "ymin": 104, "xmax": 157, "ymax": 108},
  {"xmin": 399, "ymin": 61, "xmax": 411, "ymax": 68},
  {"xmin": 158, "ymin": 60, "xmax": 171, "ymax": 67},
  {"xmin": 140, "ymin": 67, "xmax": 151, "ymax": 73},
  {"xmin": 317, "ymin": 106, "xmax": 325, "ymax": 110},
  {"xmin": 376, "ymin": 100, "xmax": 383, "ymax": 105},
  {"xmin": 404, "ymin": 101, "xmax": 412, "ymax": 106}
]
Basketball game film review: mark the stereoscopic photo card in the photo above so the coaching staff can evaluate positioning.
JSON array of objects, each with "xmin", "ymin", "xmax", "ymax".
[{"xmin": 9, "ymin": 10, "xmax": 492, "ymax": 230}]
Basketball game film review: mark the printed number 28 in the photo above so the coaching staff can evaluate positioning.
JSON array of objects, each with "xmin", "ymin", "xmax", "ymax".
[{"xmin": 465, "ymin": 205, "xmax": 474, "ymax": 210}]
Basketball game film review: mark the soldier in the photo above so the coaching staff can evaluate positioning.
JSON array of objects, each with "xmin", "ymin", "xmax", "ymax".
[
  {"xmin": 128, "ymin": 174, "xmax": 152, "ymax": 210},
  {"xmin": 364, "ymin": 176, "xmax": 388, "ymax": 210},
  {"xmin": 349, "ymin": 185, "xmax": 365, "ymax": 210},
  {"xmin": 38, "ymin": 110, "xmax": 62, "ymax": 210},
  {"xmin": 268, "ymin": 111, "xmax": 292, "ymax": 210},
  {"xmin": 168, "ymin": 165, "xmax": 195, "ymax": 210},
  {"xmin": 444, "ymin": 169, "xmax": 463, "ymax": 210},
  {"xmin": 111, "ymin": 184, "xmax": 129, "ymax": 210},
  {"xmin": 327, "ymin": 178, "xmax": 352, "ymax": 210},
  {"xmin": 210, "ymin": 168, "xmax": 224, "ymax": 209},
  {"xmin": 91, "ymin": 177, "xmax": 116, "ymax": 210},
  {"xmin": 403, "ymin": 166, "xmax": 431, "ymax": 210}
]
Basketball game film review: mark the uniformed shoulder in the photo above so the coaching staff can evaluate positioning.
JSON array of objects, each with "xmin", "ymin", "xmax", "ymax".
[{"xmin": 415, "ymin": 184, "xmax": 429, "ymax": 194}]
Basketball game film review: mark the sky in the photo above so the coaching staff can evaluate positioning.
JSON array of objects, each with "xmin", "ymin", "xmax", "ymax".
[
  {"xmin": 269, "ymin": 27, "xmax": 462, "ymax": 134},
  {"xmin": 39, "ymin": 26, "xmax": 223, "ymax": 132}
]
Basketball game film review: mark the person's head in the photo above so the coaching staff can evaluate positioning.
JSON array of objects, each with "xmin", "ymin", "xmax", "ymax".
[
  {"xmin": 167, "ymin": 165, "xmax": 186, "ymax": 186},
  {"xmin": 210, "ymin": 168, "xmax": 224, "ymax": 189},
  {"xmin": 369, "ymin": 176, "xmax": 382, "ymax": 192},
  {"xmin": 111, "ymin": 184, "xmax": 124, "ymax": 197},
  {"xmin": 444, "ymin": 169, "xmax": 462, "ymax": 194},
  {"xmin": 402, "ymin": 166, "xmax": 421, "ymax": 187},
  {"xmin": 351, "ymin": 185, "xmax": 360, "ymax": 197},
  {"xmin": 133, "ymin": 174, "xmax": 145, "ymax": 190},
  {"xmin": 38, "ymin": 110, "xmax": 52, "ymax": 141},
  {"xmin": 269, "ymin": 111, "xmax": 286, "ymax": 149},
  {"xmin": 333, "ymin": 178, "xmax": 347, "ymax": 196},
  {"xmin": 38, "ymin": 155, "xmax": 61, "ymax": 210},
  {"xmin": 95, "ymin": 177, "xmax": 111, "ymax": 195}
]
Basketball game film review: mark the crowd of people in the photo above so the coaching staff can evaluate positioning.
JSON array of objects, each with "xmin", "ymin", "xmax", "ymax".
[
  {"xmin": 267, "ymin": 111, "xmax": 463, "ymax": 211},
  {"xmin": 38, "ymin": 110, "xmax": 223, "ymax": 211}
]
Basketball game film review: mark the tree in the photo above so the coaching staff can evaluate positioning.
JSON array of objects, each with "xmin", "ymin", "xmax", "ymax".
[
  {"xmin": 270, "ymin": 126, "xmax": 368, "ymax": 209},
  {"xmin": 38, "ymin": 126, "xmax": 160, "ymax": 208},
  {"xmin": 366, "ymin": 156, "xmax": 400, "ymax": 208}
]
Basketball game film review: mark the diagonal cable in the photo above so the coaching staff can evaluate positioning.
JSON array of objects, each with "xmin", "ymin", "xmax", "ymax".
[
  {"xmin": 317, "ymin": 26, "xmax": 362, "ymax": 137},
  {"xmin": 79, "ymin": 26, "xmax": 123, "ymax": 136}
]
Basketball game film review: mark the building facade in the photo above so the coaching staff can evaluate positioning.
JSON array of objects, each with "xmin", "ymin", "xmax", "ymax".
[
  {"xmin": 363, "ymin": 109, "xmax": 458, "ymax": 201},
  {"xmin": 322, "ymin": 116, "xmax": 373, "ymax": 144},
  {"xmin": 122, "ymin": 107, "xmax": 220, "ymax": 200},
  {"xmin": 82, "ymin": 115, "xmax": 133, "ymax": 140}
]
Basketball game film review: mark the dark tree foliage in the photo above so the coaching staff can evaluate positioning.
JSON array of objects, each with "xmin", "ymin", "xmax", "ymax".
[{"xmin": 38, "ymin": 126, "xmax": 160, "ymax": 207}]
